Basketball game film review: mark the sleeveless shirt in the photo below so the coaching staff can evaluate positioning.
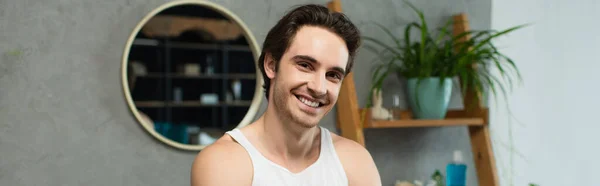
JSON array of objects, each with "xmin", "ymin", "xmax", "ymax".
[{"xmin": 226, "ymin": 127, "xmax": 348, "ymax": 186}]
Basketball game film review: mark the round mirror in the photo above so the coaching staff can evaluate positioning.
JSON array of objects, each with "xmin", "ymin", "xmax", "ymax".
[{"xmin": 121, "ymin": 0, "xmax": 263, "ymax": 151}]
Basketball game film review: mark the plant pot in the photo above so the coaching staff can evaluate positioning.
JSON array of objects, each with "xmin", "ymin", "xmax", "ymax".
[{"xmin": 406, "ymin": 77, "xmax": 452, "ymax": 119}]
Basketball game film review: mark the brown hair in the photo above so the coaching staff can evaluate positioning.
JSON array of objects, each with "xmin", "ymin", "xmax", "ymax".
[{"xmin": 257, "ymin": 4, "xmax": 361, "ymax": 100}]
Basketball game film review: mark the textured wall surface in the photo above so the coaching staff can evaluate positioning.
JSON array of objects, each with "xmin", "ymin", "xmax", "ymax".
[
  {"xmin": 0, "ymin": 0, "xmax": 489, "ymax": 185},
  {"xmin": 490, "ymin": 0, "xmax": 600, "ymax": 185}
]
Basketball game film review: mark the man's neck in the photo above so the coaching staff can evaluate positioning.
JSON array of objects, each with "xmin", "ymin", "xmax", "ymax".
[{"xmin": 254, "ymin": 107, "xmax": 321, "ymax": 161}]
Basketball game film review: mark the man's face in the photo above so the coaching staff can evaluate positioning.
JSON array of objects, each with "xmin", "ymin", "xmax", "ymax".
[{"xmin": 265, "ymin": 26, "xmax": 349, "ymax": 128}]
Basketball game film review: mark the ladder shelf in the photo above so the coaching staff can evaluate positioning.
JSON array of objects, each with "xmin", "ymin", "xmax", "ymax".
[{"xmin": 326, "ymin": 1, "xmax": 499, "ymax": 186}]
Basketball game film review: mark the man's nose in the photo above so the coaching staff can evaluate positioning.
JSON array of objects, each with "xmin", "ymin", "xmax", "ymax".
[{"xmin": 307, "ymin": 73, "xmax": 327, "ymax": 96}]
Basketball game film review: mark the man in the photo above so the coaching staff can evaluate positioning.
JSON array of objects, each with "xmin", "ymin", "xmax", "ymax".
[{"xmin": 191, "ymin": 4, "xmax": 381, "ymax": 186}]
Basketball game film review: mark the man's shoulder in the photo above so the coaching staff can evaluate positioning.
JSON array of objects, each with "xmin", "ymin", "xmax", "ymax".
[
  {"xmin": 191, "ymin": 135, "xmax": 252, "ymax": 186},
  {"xmin": 329, "ymin": 132, "xmax": 382, "ymax": 186},
  {"xmin": 196, "ymin": 135, "xmax": 248, "ymax": 159},
  {"xmin": 330, "ymin": 132, "xmax": 369, "ymax": 157}
]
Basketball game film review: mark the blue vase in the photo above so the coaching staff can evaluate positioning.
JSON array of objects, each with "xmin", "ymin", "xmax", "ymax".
[
  {"xmin": 169, "ymin": 124, "xmax": 188, "ymax": 144},
  {"xmin": 153, "ymin": 122, "xmax": 188, "ymax": 144},
  {"xmin": 406, "ymin": 77, "xmax": 452, "ymax": 119}
]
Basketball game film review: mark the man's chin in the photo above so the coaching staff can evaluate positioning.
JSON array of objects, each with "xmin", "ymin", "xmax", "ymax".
[
  {"xmin": 292, "ymin": 124, "xmax": 316, "ymax": 130},
  {"xmin": 292, "ymin": 114, "xmax": 321, "ymax": 128},
  {"xmin": 297, "ymin": 121, "xmax": 319, "ymax": 129}
]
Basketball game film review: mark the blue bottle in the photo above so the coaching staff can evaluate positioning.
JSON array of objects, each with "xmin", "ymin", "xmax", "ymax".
[{"xmin": 446, "ymin": 150, "xmax": 467, "ymax": 186}]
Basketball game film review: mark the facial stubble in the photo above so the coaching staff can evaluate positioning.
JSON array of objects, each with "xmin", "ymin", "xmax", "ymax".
[{"xmin": 271, "ymin": 78, "xmax": 319, "ymax": 129}]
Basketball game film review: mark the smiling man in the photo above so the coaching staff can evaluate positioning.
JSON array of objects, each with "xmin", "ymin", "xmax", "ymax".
[{"xmin": 191, "ymin": 4, "xmax": 381, "ymax": 186}]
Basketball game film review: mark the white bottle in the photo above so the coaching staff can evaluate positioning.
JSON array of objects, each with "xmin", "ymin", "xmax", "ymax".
[
  {"xmin": 232, "ymin": 79, "xmax": 242, "ymax": 100},
  {"xmin": 205, "ymin": 56, "xmax": 214, "ymax": 75}
]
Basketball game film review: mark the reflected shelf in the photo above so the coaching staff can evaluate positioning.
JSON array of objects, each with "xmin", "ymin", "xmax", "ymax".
[
  {"xmin": 132, "ymin": 38, "xmax": 252, "ymax": 52},
  {"xmin": 139, "ymin": 73, "xmax": 256, "ymax": 79},
  {"xmin": 135, "ymin": 100, "xmax": 252, "ymax": 108},
  {"xmin": 122, "ymin": 0, "xmax": 264, "ymax": 151}
]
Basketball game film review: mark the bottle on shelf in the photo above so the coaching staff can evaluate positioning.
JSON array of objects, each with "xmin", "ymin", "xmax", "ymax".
[
  {"xmin": 446, "ymin": 150, "xmax": 467, "ymax": 186},
  {"xmin": 391, "ymin": 94, "xmax": 402, "ymax": 120},
  {"xmin": 173, "ymin": 87, "xmax": 182, "ymax": 103},
  {"xmin": 205, "ymin": 55, "xmax": 214, "ymax": 75},
  {"xmin": 232, "ymin": 79, "xmax": 242, "ymax": 101},
  {"xmin": 225, "ymin": 91, "xmax": 233, "ymax": 103}
]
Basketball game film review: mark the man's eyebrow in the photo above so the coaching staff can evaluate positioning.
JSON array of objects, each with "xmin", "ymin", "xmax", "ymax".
[
  {"xmin": 291, "ymin": 55, "xmax": 317, "ymax": 63},
  {"xmin": 292, "ymin": 55, "xmax": 346, "ymax": 75},
  {"xmin": 332, "ymin": 66, "xmax": 346, "ymax": 76}
]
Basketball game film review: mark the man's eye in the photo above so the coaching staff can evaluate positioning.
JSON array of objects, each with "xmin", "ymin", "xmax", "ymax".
[
  {"xmin": 298, "ymin": 62, "xmax": 311, "ymax": 69},
  {"xmin": 327, "ymin": 72, "xmax": 342, "ymax": 80}
]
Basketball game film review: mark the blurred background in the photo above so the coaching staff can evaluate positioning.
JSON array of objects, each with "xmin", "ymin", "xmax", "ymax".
[{"xmin": 0, "ymin": 0, "xmax": 597, "ymax": 186}]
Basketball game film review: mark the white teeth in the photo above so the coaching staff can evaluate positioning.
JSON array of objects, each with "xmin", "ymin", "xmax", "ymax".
[{"xmin": 299, "ymin": 97, "xmax": 319, "ymax": 108}]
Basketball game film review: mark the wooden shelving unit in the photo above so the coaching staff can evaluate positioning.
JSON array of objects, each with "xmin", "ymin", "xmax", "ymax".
[{"xmin": 327, "ymin": 1, "xmax": 499, "ymax": 186}]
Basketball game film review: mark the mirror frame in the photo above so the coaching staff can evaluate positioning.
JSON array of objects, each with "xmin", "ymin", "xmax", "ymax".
[{"xmin": 121, "ymin": 0, "xmax": 263, "ymax": 151}]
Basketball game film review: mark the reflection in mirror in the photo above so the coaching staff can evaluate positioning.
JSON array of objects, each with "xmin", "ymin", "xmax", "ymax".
[{"xmin": 123, "ymin": 1, "xmax": 262, "ymax": 150}]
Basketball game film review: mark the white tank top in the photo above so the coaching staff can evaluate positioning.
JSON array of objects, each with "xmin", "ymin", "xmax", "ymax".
[{"xmin": 226, "ymin": 127, "xmax": 348, "ymax": 186}]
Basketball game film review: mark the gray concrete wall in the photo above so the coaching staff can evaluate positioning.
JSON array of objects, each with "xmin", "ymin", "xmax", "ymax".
[{"xmin": 0, "ymin": 0, "xmax": 490, "ymax": 185}]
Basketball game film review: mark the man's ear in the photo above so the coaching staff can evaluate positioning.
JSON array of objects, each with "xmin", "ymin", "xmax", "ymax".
[{"xmin": 264, "ymin": 53, "xmax": 277, "ymax": 79}]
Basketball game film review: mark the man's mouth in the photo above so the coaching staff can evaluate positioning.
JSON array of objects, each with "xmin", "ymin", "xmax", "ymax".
[{"xmin": 295, "ymin": 95, "xmax": 323, "ymax": 108}]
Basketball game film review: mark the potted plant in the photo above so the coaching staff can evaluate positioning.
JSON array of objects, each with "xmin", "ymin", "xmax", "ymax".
[{"xmin": 363, "ymin": 1, "xmax": 525, "ymax": 119}]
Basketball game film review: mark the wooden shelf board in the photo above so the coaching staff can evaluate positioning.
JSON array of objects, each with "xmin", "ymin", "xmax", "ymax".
[
  {"xmin": 367, "ymin": 118, "xmax": 484, "ymax": 128},
  {"xmin": 357, "ymin": 108, "xmax": 488, "ymax": 128}
]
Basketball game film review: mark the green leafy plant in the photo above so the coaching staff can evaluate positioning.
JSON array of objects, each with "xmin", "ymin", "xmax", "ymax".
[
  {"xmin": 362, "ymin": 1, "xmax": 526, "ymax": 112},
  {"xmin": 431, "ymin": 169, "xmax": 444, "ymax": 186},
  {"xmin": 362, "ymin": 2, "xmax": 535, "ymax": 186}
]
